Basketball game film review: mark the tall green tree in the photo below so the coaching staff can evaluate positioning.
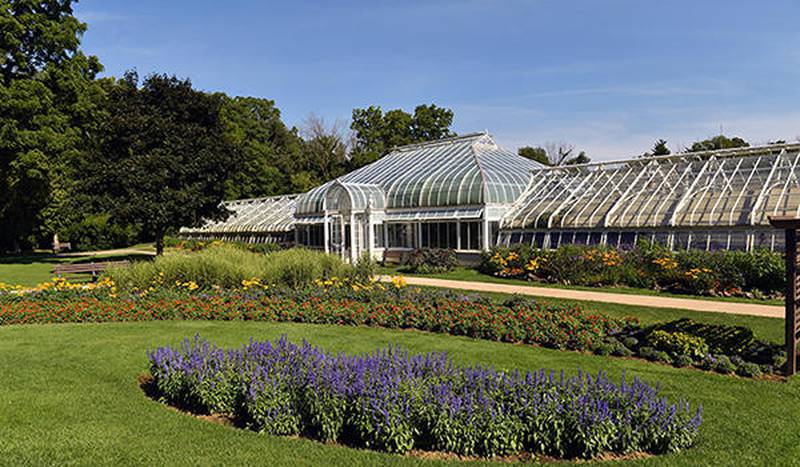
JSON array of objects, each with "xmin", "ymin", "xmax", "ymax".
[
  {"xmin": 518, "ymin": 146, "xmax": 549, "ymax": 165},
  {"xmin": 688, "ymin": 135, "xmax": 749, "ymax": 152},
  {"xmin": 296, "ymin": 114, "xmax": 349, "ymax": 189},
  {"xmin": 77, "ymin": 72, "xmax": 241, "ymax": 255},
  {"xmin": 0, "ymin": 0, "xmax": 104, "ymax": 251},
  {"xmin": 518, "ymin": 142, "xmax": 589, "ymax": 166},
  {"xmin": 349, "ymin": 104, "xmax": 455, "ymax": 168},
  {"xmin": 219, "ymin": 96, "xmax": 303, "ymax": 199}
]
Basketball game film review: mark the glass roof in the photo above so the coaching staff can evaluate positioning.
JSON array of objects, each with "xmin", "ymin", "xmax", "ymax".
[
  {"xmin": 296, "ymin": 133, "xmax": 541, "ymax": 215},
  {"xmin": 180, "ymin": 195, "xmax": 297, "ymax": 234},
  {"xmin": 501, "ymin": 143, "xmax": 800, "ymax": 230}
]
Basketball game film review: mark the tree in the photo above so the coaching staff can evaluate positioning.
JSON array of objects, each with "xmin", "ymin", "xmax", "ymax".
[
  {"xmin": 297, "ymin": 114, "xmax": 350, "ymax": 187},
  {"xmin": 219, "ymin": 96, "xmax": 303, "ymax": 199},
  {"xmin": 640, "ymin": 139, "xmax": 671, "ymax": 158},
  {"xmin": 0, "ymin": 0, "xmax": 105, "ymax": 251},
  {"xmin": 652, "ymin": 139, "xmax": 671, "ymax": 156},
  {"xmin": 687, "ymin": 135, "xmax": 749, "ymax": 152},
  {"xmin": 77, "ymin": 72, "xmax": 241, "ymax": 255},
  {"xmin": 518, "ymin": 146, "xmax": 549, "ymax": 165},
  {"xmin": 349, "ymin": 104, "xmax": 455, "ymax": 169}
]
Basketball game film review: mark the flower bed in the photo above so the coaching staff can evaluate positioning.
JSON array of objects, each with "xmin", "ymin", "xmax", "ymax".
[
  {"xmin": 148, "ymin": 336, "xmax": 703, "ymax": 459},
  {"xmin": 0, "ymin": 284, "xmax": 617, "ymax": 351},
  {"xmin": 481, "ymin": 243, "xmax": 784, "ymax": 298},
  {"xmin": 0, "ymin": 277, "xmax": 784, "ymax": 377}
]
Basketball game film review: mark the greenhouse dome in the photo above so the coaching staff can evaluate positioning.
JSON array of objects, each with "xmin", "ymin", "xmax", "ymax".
[{"xmin": 293, "ymin": 132, "xmax": 542, "ymax": 262}]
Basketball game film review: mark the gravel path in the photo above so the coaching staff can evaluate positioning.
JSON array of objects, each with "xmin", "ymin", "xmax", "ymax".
[{"xmin": 380, "ymin": 275, "xmax": 783, "ymax": 319}]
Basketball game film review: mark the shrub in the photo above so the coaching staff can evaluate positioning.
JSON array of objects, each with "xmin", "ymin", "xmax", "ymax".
[
  {"xmin": 149, "ymin": 336, "xmax": 703, "ymax": 459},
  {"xmin": 647, "ymin": 330, "xmax": 709, "ymax": 359},
  {"xmin": 63, "ymin": 214, "xmax": 141, "ymax": 251},
  {"xmin": 736, "ymin": 362, "xmax": 763, "ymax": 378},
  {"xmin": 480, "ymin": 242, "xmax": 784, "ymax": 297},
  {"xmin": 673, "ymin": 355, "xmax": 694, "ymax": 368},
  {"xmin": 714, "ymin": 355, "xmax": 736, "ymax": 374},
  {"xmin": 405, "ymin": 248, "xmax": 457, "ymax": 274},
  {"xmin": 165, "ymin": 236, "xmax": 284, "ymax": 255},
  {"xmin": 107, "ymin": 245, "xmax": 352, "ymax": 290}
]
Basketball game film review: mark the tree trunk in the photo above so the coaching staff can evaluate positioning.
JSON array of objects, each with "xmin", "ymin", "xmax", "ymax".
[{"xmin": 155, "ymin": 234, "xmax": 164, "ymax": 256}]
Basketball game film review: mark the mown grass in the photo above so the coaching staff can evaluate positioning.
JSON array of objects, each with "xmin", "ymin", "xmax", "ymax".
[
  {"xmin": 380, "ymin": 265, "xmax": 784, "ymax": 306},
  {"xmin": 0, "ymin": 321, "xmax": 797, "ymax": 466},
  {"xmin": 0, "ymin": 252, "xmax": 153, "ymax": 288}
]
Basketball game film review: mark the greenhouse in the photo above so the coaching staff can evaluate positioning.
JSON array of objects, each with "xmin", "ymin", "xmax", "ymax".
[
  {"xmin": 181, "ymin": 136, "xmax": 800, "ymax": 258},
  {"xmin": 179, "ymin": 194, "xmax": 297, "ymax": 244},
  {"xmin": 498, "ymin": 142, "xmax": 800, "ymax": 252},
  {"xmin": 293, "ymin": 132, "xmax": 541, "ymax": 262}
]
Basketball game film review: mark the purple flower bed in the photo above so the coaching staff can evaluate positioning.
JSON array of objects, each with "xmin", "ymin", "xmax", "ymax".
[{"xmin": 148, "ymin": 336, "xmax": 702, "ymax": 459}]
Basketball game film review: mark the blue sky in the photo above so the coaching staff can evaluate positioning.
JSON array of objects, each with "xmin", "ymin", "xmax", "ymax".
[{"xmin": 75, "ymin": 0, "xmax": 800, "ymax": 160}]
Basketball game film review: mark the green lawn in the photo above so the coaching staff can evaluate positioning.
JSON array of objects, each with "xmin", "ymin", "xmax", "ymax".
[
  {"xmin": 381, "ymin": 266, "xmax": 784, "ymax": 306},
  {"xmin": 0, "ymin": 320, "xmax": 797, "ymax": 466},
  {"xmin": 0, "ymin": 252, "xmax": 153, "ymax": 288}
]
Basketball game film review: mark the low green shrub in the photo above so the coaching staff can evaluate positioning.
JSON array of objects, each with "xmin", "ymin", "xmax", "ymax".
[
  {"xmin": 647, "ymin": 330, "xmax": 709, "ymax": 359},
  {"xmin": 714, "ymin": 355, "xmax": 736, "ymax": 374},
  {"xmin": 481, "ymin": 242, "xmax": 784, "ymax": 297},
  {"xmin": 166, "ymin": 236, "xmax": 283, "ymax": 254},
  {"xmin": 63, "ymin": 214, "xmax": 141, "ymax": 251},
  {"xmin": 736, "ymin": 362, "xmax": 762, "ymax": 378},
  {"xmin": 673, "ymin": 355, "xmax": 694, "ymax": 368},
  {"xmin": 107, "ymin": 245, "xmax": 353, "ymax": 290},
  {"xmin": 405, "ymin": 248, "xmax": 457, "ymax": 274}
]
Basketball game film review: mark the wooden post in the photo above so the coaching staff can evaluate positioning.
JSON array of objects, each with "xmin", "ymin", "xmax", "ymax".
[
  {"xmin": 769, "ymin": 216, "xmax": 800, "ymax": 376},
  {"xmin": 784, "ymin": 228, "xmax": 797, "ymax": 376}
]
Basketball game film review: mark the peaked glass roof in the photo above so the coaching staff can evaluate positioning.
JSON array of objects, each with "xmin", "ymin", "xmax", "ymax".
[
  {"xmin": 501, "ymin": 143, "xmax": 800, "ymax": 230},
  {"xmin": 181, "ymin": 195, "xmax": 297, "ymax": 234},
  {"xmin": 296, "ymin": 133, "xmax": 541, "ymax": 215}
]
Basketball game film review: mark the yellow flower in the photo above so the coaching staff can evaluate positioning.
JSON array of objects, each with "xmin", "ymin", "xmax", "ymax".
[
  {"xmin": 391, "ymin": 275, "xmax": 407, "ymax": 289},
  {"xmin": 653, "ymin": 257, "xmax": 678, "ymax": 271}
]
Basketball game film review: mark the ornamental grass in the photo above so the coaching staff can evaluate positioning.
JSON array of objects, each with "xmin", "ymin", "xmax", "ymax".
[{"xmin": 148, "ymin": 335, "xmax": 702, "ymax": 459}]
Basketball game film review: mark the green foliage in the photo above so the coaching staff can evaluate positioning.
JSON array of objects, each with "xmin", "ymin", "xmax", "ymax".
[
  {"xmin": 76, "ymin": 72, "xmax": 242, "ymax": 255},
  {"xmin": 166, "ymin": 237, "xmax": 282, "ymax": 255},
  {"xmin": 735, "ymin": 362, "xmax": 762, "ymax": 378},
  {"xmin": 688, "ymin": 135, "xmax": 749, "ymax": 152},
  {"xmin": 653, "ymin": 318, "xmax": 759, "ymax": 358},
  {"xmin": 405, "ymin": 248, "xmax": 457, "ymax": 274},
  {"xmin": 482, "ymin": 243, "xmax": 784, "ymax": 297},
  {"xmin": 517, "ymin": 146, "xmax": 550, "ymax": 165},
  {"xmin": 0, "ymin": 1, "xmax": 105, "ymax": 251},
  {"xmin": 348, "ymin": 104, "xmax": 455, "ymax": 168},
  {"xmin": 107, "ymin": 245, "xmax": 352, "ymax": 290},
  {"xmin": 647, "ymin": 330, "xmax": 709, "ymax": 359},
  {"xmin": 352, "ymin": 253, "xmax": 379, "ymax": 283},
  {"xmin": 62, "ymin": 213, "xmax": 140, "ymax": 251},
  {"xmin": 218, "ymin": 96, "xmax": 304, "ymax": 199}
]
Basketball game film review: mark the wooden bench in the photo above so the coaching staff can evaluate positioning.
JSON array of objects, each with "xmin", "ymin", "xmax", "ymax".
[
  {"xmin": 382, "ymin": 249, "xmax": 410, "ymax": 265},
  {"xmin": 52, "ymin": 260, "xmax": 130, "ymax": 281}
]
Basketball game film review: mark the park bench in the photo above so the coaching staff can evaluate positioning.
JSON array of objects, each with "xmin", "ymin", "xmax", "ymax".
[
  {"xmin": 52, "ymin": 260, "xmax": 130, "ymax": 281},
  {"xmin": 382, "ymin": 249, "xmax": 410, "ymax": 265}
]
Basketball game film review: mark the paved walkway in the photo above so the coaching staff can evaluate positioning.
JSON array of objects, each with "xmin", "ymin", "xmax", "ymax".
[{"xmin": 379, "ymin": 275, "xmax": 783, "ymax": 319}]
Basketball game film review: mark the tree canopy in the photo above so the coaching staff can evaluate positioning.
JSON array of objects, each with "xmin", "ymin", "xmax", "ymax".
[
  {"xmin": 76, "ymin": 72, "xmax": 241, "ymax": 254},
  {"xmin": 0, "ymin": 0, "xmax": 105, "ymax": 251},
  {"xmin": 687, "ymin": 135, "xmax": 749, "ymax": 152},
  {"xmin": 219, "ymin": 96, "xmax": 303, "ymax": 199},
  {"xmin": 349, "ymin": 104, "xmax": 455, "ymax": 168},
  {"xmin": 518, "ymin": 142, "xmax": 589, "ymax": 166}
]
